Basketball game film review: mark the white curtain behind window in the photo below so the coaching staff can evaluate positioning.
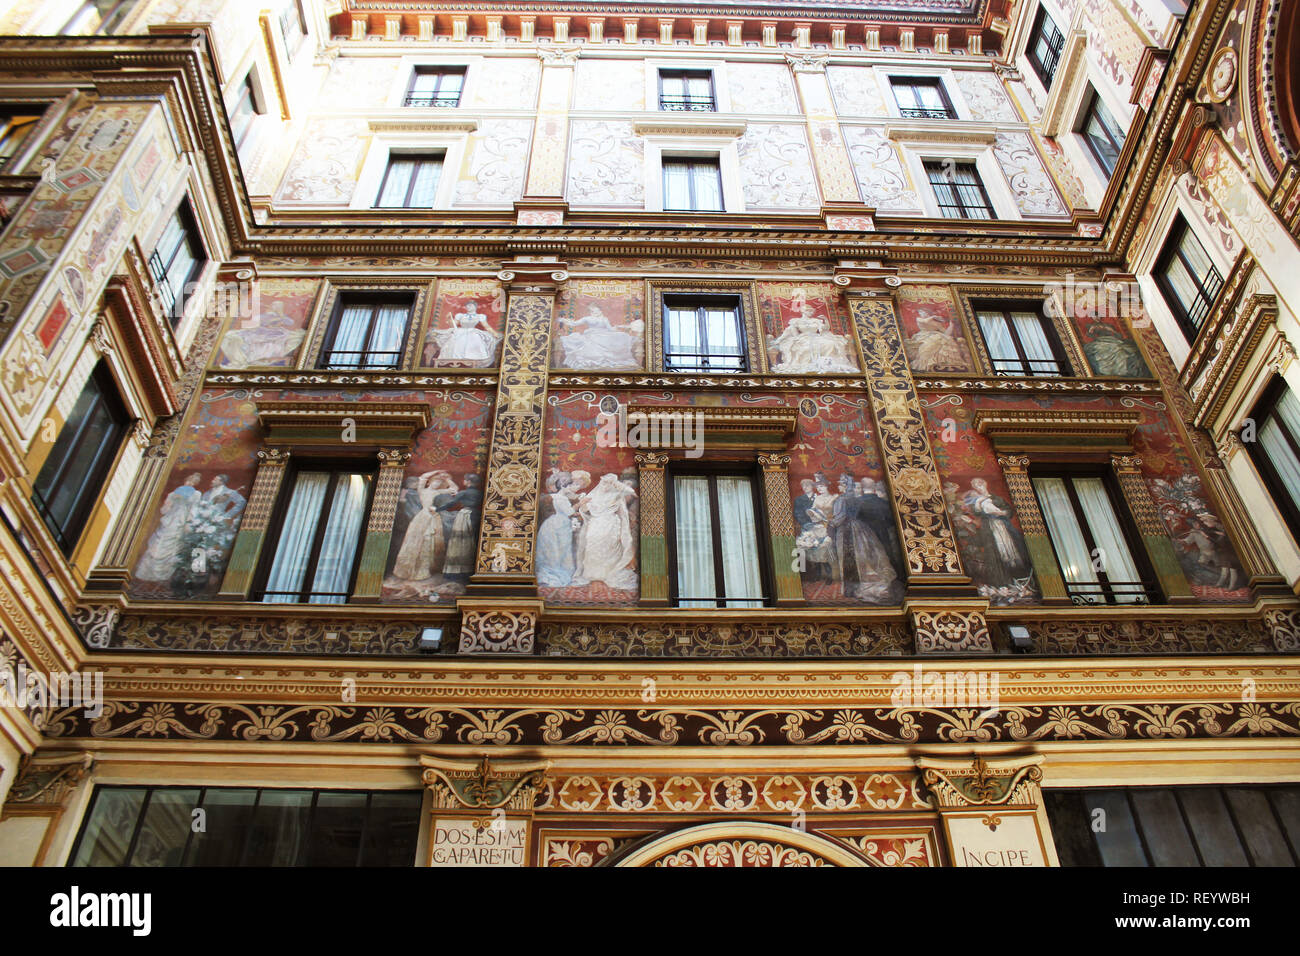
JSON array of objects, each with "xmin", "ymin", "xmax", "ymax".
[
  {"xmin": 663, "ymin": 160, "xmax": 692, "ymax": 210},
  {"xmin": 977, "ymin": 311, "xmax": 1017, "ymax": 371},
  {"xmin": 691, "ymin": 162, "xmax": 723, "ymax": 211},
  {"xmin": 263, "ymin": 472, "xmax": 330, "ymax": 602},
  {"xmin": 368, "ymin": 304, "xmax": 409, "ymax": 368},
  {"xmin": 716, "ymin": 477, "xmax": 763, "ymax": 608},
  {"xmin": 1261, "ymin": 417, "xmax": 1300, "ymax": 511},
  {"xmin": 1011, "ymin": 310, "xmax": 1057, "ymax": 375},
  {"xmin": 1073, "ymin": 477, "xmax": 1143, "ymax": 602},
  {"xmin": 1033, "ymin": 476, "xmax": 1097, "ymax": 595},
  {"xmin": 674, "ymin": 476, "xmax": 715, "ymax": 607},
  {"xmin": 329, "ymin": 304, "xmax": 372, "ymax": 367},
  {"xmin": 308, "ymin": 473, "xmax": 371, "ymax": 604}
]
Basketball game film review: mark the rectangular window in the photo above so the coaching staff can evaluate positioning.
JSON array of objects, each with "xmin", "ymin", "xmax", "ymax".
[
  {"xmin": 1154, "ymin": 214, "xmax": 1224, "ymax": 342},
  {"xmin": 229, "ymin": 72, "xmax": 263, "ymax": 151},
  {"xmin": 404, "ymin": 67, "xmax": 465, "ymax": 108},
  {"xmin": 1079, "ymin": 90, "xmax": 1125, "ymax": 177},
  {"xmin": 669, "ymin": 469, "xmax": 768, "ymax": 608},
  {"xmin": 974, "ymin": 304, "xmax": 1068, "ymax": 376},
  {"xmin": 59, "ymin": 0, "xmax": 134, "ymax": 35},
  {"xmin": 0, "ymin": 110, "xmax": 41, "ymax": 166},
  {"xmin": 663, "ymin": 294, "xmax": 746, "ymax": 373},
  {"xmin": 1031, "ymin": 471, "xmax": 1155, "ymax": 604},
  {"xmin": 69, "ymin": 786, "xmax": 423, "ymax": 866},
  {"xmin": 890, "ymin": 77, "xmax": 955, "ymax": 119},
  {"xmin": 375, "ymin": 153, "xmax": 443, "ymax": 209},
  {"xmin": 278, "ymin": 1, "xmax": 307, "ymax": 57},
  {"xmin": 319, "ymin": 294, "xmax": 413, "ymax": 370},
  {"xmin": 925, "ymin": 160, "xmax": 995, "ymax": 219},
  {"xmin": 658, "ymin": 70, "xmax": 716, "ymax": 111},
  {"xmin": 1046, "ymin": 784, "xmax": 1300, "ymax": 866},
  {"xmin": 255, "ymin": 465, "xmax": 376, "ymax": 604},
  {"xmin": 31, "ymin": 362, "xmax": 130, "ymax": 555},
  {"xmin": 148, "ymin": 199, "xmax": 206, "ymax": 325},
  {"xmin": 662, "ymin": 156, "xmax": 724, "ymax": 212},
  {"xmin": 1245, "ymin": 378, "xmax": 1300, "ymax": 545},
  {"xmin": 1027, "ymin": 4, "xmax": 1066, "ymax": 88}
]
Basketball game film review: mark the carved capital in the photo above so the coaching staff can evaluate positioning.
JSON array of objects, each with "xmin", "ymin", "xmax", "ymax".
[
  {"xmin": 10, "ymin": 752, "xmax": 94, "ymax": 805},
  {"xmin": 89, "ymin": 320, "xmax": 114, "ymax": 356},
  {"xmin": 634, "ymin": 451, "xmax": 670, "ymax": 469},
  {"xmin": 1110, "ymin": 453, "xmax": 1143, "ymax": 472},
  {"xmin": 785, "ymin": 51, "xmax": 828, "ymax": 73},
  {"xmin": 420, "ymin": 755, "xmax": 550, "ymax": 811},
  {"xmin": 256, "ymin": 446, "xmax": 291, "ymax": 464},
  {"xmin": 757, "ymin": 453, "xmax": 792, "ymax": 471},
  {"xmin": 917, "ymin": 755, "xmax": 1044, "ymax": 809},
  {"xmin": 378, "ymin": 448, "xmax": 413, "ymax": 467},
  {"xmin": 996, "ymin": 454, "xmax": 1031, "ymax": 472}
]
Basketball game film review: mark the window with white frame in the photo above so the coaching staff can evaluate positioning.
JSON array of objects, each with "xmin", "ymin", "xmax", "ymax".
[
  {"xmin": 405, "ymin": 67, "xmax": 465, "ymax": 108},
  {"xmin": 229, "ymin": 71, "xmax": 264, "ymax": 153},
  {"xmin": 1154, "ymin": 214, "xmax": 1224, "ymax": 343},
  {"xmin": 375, "ymin": 152, "xmax": 444, "ymax": 209},
  {"xmin": 924, "ymin": 160, "xmax": 996, "ymax": 219},
  {"xmin": 1026, "ymin": 4, "xmax": 1066, "ymax": 89},
  {"xmin": 890, "ymin": 76, "xmax": 956, "ymax": 119},
  {"xmin": 148, "ymin": 198, "xmax": 206, "ymax": 326},
  {"xmin": 1077, "ymin": 89, "xmax": 1125, "ymax": 177},
  {"xmin": 278, "ymin": 1, "xmax": 307, "ymax": 58},
  {"xmin": 658, "ymin": 69, "xmax": 716, "ymax": 112},
  {"xmin": 662, "ymin": 156, "xmax": 724, "ymax": 212}
]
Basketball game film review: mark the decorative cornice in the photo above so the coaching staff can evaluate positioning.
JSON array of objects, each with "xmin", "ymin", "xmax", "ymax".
[
  {"xmin": 254, "ymin": 399, "xmax": 432, "ymax": 447},
  {"xmin": 633, "ymin": 118, "xmax": 748, "ymax": 138},
  {"xmin": 972, "ymin": 409, "xmax": 1141, "ymax": 452}
]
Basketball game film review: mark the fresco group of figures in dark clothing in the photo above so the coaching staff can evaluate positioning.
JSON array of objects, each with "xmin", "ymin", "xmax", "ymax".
[{"xmin": 792, "ymin": 472, "xmax": 905, "ymax": 604}]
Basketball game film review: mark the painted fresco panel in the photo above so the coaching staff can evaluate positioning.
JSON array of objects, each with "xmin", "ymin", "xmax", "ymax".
[
  {"xmin": 454, "ymin": 119, "xmax": 533, "ymax": 206},
  {"xmin": 573, "ymin": 60, "xmax": 645, "ymax": 112},
  {"xmin": 277, "ymin": 117, "xmax": 369, "ymax": 203},
  {"xmin": 382, "ymin": 391, "xmax": 493, "ymax": 604},
  {"xmin": 993, "ymin": 132, "xmax": 1068, "ymax": 218},
  {"xmin": 736, "ymin": 124, "xmax": 820, "ymax": 210},
  {"xmin": 726, "ymin": 62, "xmax": 800, "ymax": 114},
  {"xmin": 756, "ymin": 282, "xmax": 860, "ymax": 374},
  {"xmin": 422, "ymin": 278, "xmax": 505, "ymax": 368},
  {"xmin": 215, "ymin": 278, "xmax": 318, "ymax": 369},
  {"xmin": 923, "ymin": 397, "xmax": 1040, "ymax": 605},
  {"xmin": 317, "ymin": 57, "xmax": 401, "ymax": 110},
  {"xmin": 954, "ymin": 72, "xmax": 1019, "ymax": 123},
  {"xmin": 567, "ymin": 121, "xmax": 645, "ymax": 207},
  {"xmin": 826, "ymin": 66, "xmax": 890, "ymax": 117},
  {"xmin": 897, "ymin": 285, "xmax": 973, "ymax": 373},
  {"xmin": 552, "ymin": 279, "xmax": 645, "ymax": 371},
  {"xmin": 470, "ymin": 59, "xmax": 540, "ymax": 110},
  {"xmin": 841, "ymin": 126, "xmax": 921, "ymax": 213}
]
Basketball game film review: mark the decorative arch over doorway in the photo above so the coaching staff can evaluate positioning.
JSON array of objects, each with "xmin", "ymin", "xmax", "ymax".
[{"xmin": 610, "ymin": 821, "xmax": 867, "ymax": 867}]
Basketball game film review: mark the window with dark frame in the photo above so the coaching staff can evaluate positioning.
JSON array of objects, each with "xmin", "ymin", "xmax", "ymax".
[
  {"xmin": 229, "ymin": 72, "xmax": 263, "ymax": 151},
  {"xmin": 890, "ymin": 76, "xmax": 956, "ymax": 119},
  {"xmin": 661, "ymin": 156, "xmax": 724, "ymax": 212},
  {"xmin": 319, "ymin": 293, "xmax": 414, "ymax": 369},
  {"xmin": 69, "ymin": 785, "xmax": 424, "ymax": 867},
  {"xmin": 1046, "ymin": 784, "xmax": 1300, "ymax": 866},
  {"xmin": 1154, "ymin": 214, "xmax": 1224, "ymax": 342},
  {"xmin": 148, "ymin": 198, "xmax": 206, "ymax": 326},
  {"xmin": 375, "ymin": 152, "xmax": 444, "ymax": 209},
  {"xmin": 253, "ymin": 463, "xmax": 377, "ymax": 605},
  {"xmin": 1244, "ymin": 377, "xmax": 1300, "ymax": 547},
  {"xmin": 1030, "ymin": 469, "xmax": 1158, "ymax": 605},
  {"xmin": 1079, "ymin": 89, "xmax": 1125, "ymax": 177},
  {"xmin": 973, "ymin": 303, "xmax": 1069, "ymax": 376},
  {"xmin": 662, "ymin": 294, "xmax": 747, "ymax": 373},
  {"xmin": 924, "ymin": 160, "xmax": 995, "ymax": 219},
  {"xmin": 0, "ymin": 109, "xmax": 41, "ymax": 166},
  {"xmin": 404, "ymin": 67, "xmax": 465, "ymax": 107},
  {"xmin": 30, "ymin": 362, "xmax": 131, "ymax": 555},
  {"xmin": 1026, "ymin": 4, "xmax": 1066, "ymax": 88},
  {"xmin": 667, "ymin": 466, "xmax": 770, "ymax": 608},
  {"xmin": 658, "ymin": 69, "xmax": 716, "ymax": 111}
]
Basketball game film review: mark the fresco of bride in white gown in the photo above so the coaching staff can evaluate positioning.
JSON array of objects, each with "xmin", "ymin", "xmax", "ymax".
[
  {"xmin": 551, "ymin": 279, "xmax": 645, "ymax": 371},
  {"xmin": 758, "ymin": 282, "xmax": 861, "ymax": 375},
  {"xmin": 422, "ymin": 278, "xmax": 504, "ymax": 368}
]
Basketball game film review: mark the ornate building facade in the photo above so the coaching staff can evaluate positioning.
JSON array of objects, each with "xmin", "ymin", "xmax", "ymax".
[{"xmin": 0, "ymin": 0, "xmax": 1297, "ymax": 867}]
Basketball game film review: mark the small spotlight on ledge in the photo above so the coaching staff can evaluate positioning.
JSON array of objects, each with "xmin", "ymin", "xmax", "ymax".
[
  {"xmin": 1007, "ymin": 625, "xmax": 1033, "ymax": 653},
  {"xmin": 419, "ymin": 627, "xmax": 443, "ymax": 653}
]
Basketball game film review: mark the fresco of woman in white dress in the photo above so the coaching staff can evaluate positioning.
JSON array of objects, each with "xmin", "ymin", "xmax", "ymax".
[
  {"xmin": 429, "ymin": 300, "xmax": 502, "ymax": 367},
  {"xmin": 572, "ymin": 473, "xmax": 638, "ymax": 592},
  {"xmin": 555, "ymin": 306, "xmax": 643, "ymax": 370},
  {"xmin": 218, "ymin": 301, "xmax": 308, "ymax": 368},
  {"xmin": 390, "ymin": 471, "xmax": 459, "ymax": 580},
  {"xmin": 904, "ymin": 308, "xmax": 970, "ymax": 372},
  {"xmin": 767, "ymin": 302, "xmax": 859, "ymax": 374},
  {"xmin": 537, "ymin": 470, "xmax": 591, "ymax": 587},
  {"xmin": 135, "ymin": 472, "xmax": 202, "ymax": 583}
]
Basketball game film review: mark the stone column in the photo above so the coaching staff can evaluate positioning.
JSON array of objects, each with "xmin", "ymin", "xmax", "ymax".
[
  {"xmin": 636, "ymin": 452, "xmax": 670, "ymax": 607},
  {"xmin": 838, "ymin": 268, "xmax": 990, "ymax": 654},
  {"xmin": 995, "ymin": 454, "xmax": 1068, "ymax": 602},
  {"xmin": 917, "ymin": 755, "xmax": 1058, "ymax": 867},
  {"xmin": 351, "ymin": 448, "xmax": 410, "ymax": 600},
  {"xmin": 1110, "ymin": 453, "xmax": 1194, "ymax": 602},
  {"xmin": 217, "ymin": 447, "xmax": 291, "ymax": 599},
  {"xmin": 758, "ymin": 453, "xmax": 805, "ymax": 605}
]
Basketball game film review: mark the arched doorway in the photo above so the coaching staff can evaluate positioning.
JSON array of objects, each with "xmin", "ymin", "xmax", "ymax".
[{"xmin": 610, "ymin": 821, "xmax": 866, "ymax": 867}]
